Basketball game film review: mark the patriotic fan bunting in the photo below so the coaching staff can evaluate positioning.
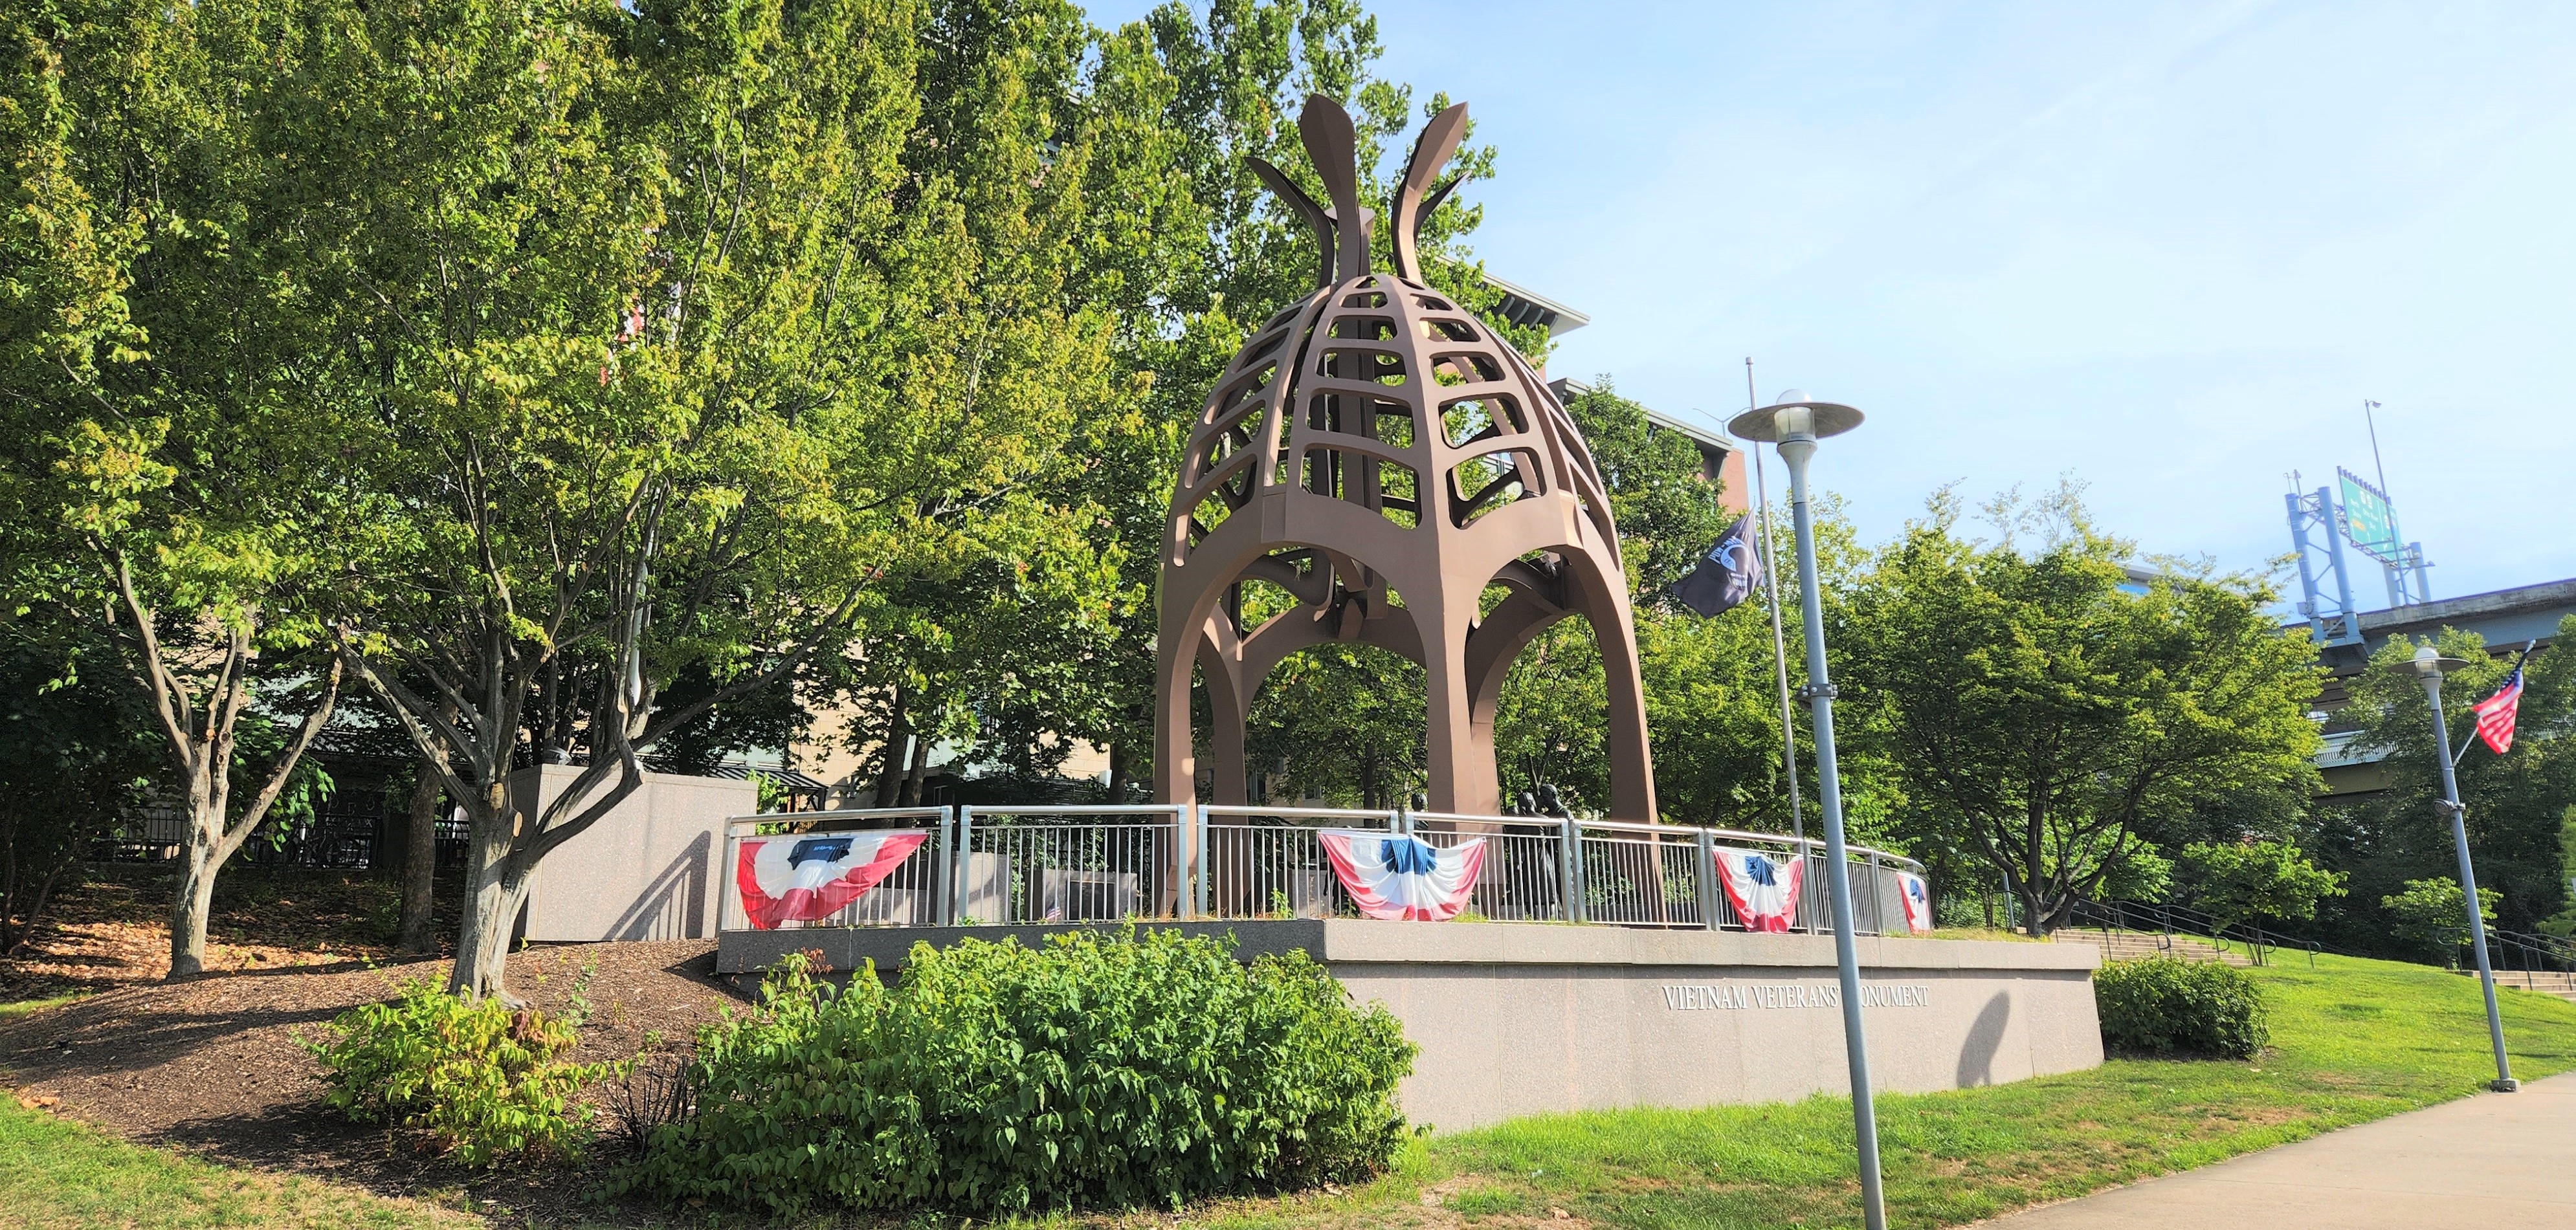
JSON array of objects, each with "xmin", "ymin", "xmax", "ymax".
[
  {"xmin": 1714, "ymin": 848, "xmax": 1804, "ymax": 932},
  {"xmin": 1895, "ymin": 870, "xmax": 1935, "ymax": 934},
  {"xmin": 2471, "ymin": 657, "xmax": 2528, "ymax": 755},
  {"xmin": 735, "ymin": 830, "xmax": 928, "ymax": 929},
  {"xmin": 1316, "ymin": 830, "xmax": 1485, "ymax": 921}
]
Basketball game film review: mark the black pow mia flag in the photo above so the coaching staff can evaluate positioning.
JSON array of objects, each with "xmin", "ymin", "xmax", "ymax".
[{"xmin": 1671, "ymin": 514, "xmax": 1762, "ymax": 617}]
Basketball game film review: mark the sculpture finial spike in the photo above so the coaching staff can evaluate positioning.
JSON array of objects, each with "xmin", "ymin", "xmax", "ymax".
[
  {"xmin": 1295, "ymin": 94, "xmax": 1372, "ymax": 281},
  {"xmin": 1248, "ymin": 156, "xmax": 1336, "ymax": 290},
  {"xmin": 1390, "ymin": 102, "xmax": 1468, "ymax": 283}
]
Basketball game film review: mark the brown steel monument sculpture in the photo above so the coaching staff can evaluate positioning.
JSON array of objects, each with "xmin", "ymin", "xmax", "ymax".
[{"xmin": 1153, "ymin": 94, "xmax": 1656, "ymax": 824}]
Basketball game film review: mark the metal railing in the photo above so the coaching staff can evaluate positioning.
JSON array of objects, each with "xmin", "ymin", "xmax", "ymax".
[
  {"xmin": 1413, "ymin": 812, "xmax": 1580, "ymax": 923},
  {"xmin": 714, "ymin": 803, "xmax": 1927, "ymax": 937},
  {"xmin": 948, "ymin": 804, "xmax": 1188, "ymax": 925},
  {"xmin": 1199, "ymin": 806, "xmax": 1399, "ymax": 920},
  {"xmin": 718, "ymin": 807, "xmax": 949, "ymax": 931},
  {"xmin": 2067, "ymin": 898, "xmax": 2576, "ymax": 976},
  {"xmin": 2067, "ymin": 897, "xmax": 2315, "ymax": 965}
]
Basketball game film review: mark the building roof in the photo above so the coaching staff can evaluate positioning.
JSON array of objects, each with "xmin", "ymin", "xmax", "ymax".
[
  {"xmin": 1484, "ymin": 272, "xmax": 1591, "ymax": 336},
  {"xmin": 1643, "ymin": 407, "xmax": 1738, "ymax": 456},
  {"xmin": 1545, "ymin": 377, "xmax": 1736, "ymax": 453}
]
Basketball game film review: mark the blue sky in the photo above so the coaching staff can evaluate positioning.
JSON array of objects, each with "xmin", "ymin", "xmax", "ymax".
[{"xmin": 1104, "ymin": 1, "xmax": 2576, "ymax": 601}]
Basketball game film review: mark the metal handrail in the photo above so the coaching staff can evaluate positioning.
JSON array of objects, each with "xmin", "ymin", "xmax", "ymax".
[
  {"xmin": 2494, "ymin": 927, "xmax": 2576, "ymax": 971},
  {"xmin": 722, "ymin": 806, "xmax": 948, "ymax": 835},
  {"xmin": 1536, "ymin": 815, "xmax": 1927, "ymax": 873},
  {"xmin": 1204, "ymin": 805, "xmax": 1398, "ymax": 820},
  {"xmin": 2070, "ymin": 897, "xmax": 2380, "ymax": 967}
]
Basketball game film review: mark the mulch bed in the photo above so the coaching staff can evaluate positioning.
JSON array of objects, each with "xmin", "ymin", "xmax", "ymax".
[
  {"xmin": 1, "ymin": 939, "xmax": 759, "ymax": 1225},
  {"xmin": 0, "ymin": 863, "xmax": 465, "ymax": 998}
]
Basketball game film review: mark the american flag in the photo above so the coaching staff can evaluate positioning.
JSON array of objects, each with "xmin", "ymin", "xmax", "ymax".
[{"xmin": 2470, "ymin": 656, "xmax": 2528, "ymax": 755}]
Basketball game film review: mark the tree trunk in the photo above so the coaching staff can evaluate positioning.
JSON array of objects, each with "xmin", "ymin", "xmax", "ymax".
[
  {"xmin": 445, "ymin": 779, "xmax": 518, "ymax": 1002},
  {"xmin": 873, "ymin": 686, "xmax": 911, "ymax": 807},
  {"xmin": 397, "ymin": 753, "xmax": 443, "ymax": 952},
  {"xmin": 167, "ymin": 833, "xmax": 220, "ymax": 978},
  {"xmin": 1105, "ymin": 741, "xmax": 1129, "ymax": 804},
  {"xmin": 898, "ymin": 730, "xmax": 931, "ymax": 806},
  {"xmin": 443, "ymin": 763, "xmax": 641, "ymax": 1004},
  {"xmin": 456, "ymin": 861, "xmax": 535, "ymax": 1004}
]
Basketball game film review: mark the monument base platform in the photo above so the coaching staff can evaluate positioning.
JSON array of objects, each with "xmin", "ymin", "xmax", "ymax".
[{"xmin": 717, "ymin": 919, "xmax": 2104, "ymax": 1131}]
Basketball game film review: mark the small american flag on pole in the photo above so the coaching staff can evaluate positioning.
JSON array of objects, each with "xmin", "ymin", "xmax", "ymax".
[{"xmin": 2470, "ymin": 653, "xmax": 2529, "ymax": 755}]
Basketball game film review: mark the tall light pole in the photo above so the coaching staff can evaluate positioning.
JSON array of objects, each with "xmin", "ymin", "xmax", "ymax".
[
  {"xmin": 1729, "ymin": 390, "xmax": 1883, "ymax": 1230},
  {"xmin": 2410, "ymin": 644, "xmax": 2518, "ymax": 1092},
  {"xmin": 1745, "ymin": 358, "xmax": 1806, "ymax": 851}
]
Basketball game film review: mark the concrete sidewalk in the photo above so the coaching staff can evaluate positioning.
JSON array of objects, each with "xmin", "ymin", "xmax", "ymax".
[{"xmin": 1976, "ymin": 1072, "xmax": 2576, "ymax": 1229}]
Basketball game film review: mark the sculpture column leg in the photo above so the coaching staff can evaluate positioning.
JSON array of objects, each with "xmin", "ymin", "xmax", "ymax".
[
  {"xmin": 1463, "ymin": 591, "xmax": 1564, "ymax": 818},
  {"xmin": 1417, "ymin": 594, "xmax": 1480, "ymax": 815},
  {"xmin": 1151, "ymin": 634, "xmax": 1195, "ymax": 809},
  {"xmin": 1199, "ymin": 632, "xmax": 1251, "ymax": 807}
]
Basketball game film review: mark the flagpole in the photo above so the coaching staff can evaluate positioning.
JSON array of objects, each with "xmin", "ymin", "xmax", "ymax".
[{"xmin": 1746, "ymin": 358, "xmax": 1806, "ymax": 855}]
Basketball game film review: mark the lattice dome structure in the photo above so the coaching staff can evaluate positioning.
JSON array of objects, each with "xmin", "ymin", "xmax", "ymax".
[{"xmin": 1152, "ymin": 95, "xmax": 1656, "ymax": 822}]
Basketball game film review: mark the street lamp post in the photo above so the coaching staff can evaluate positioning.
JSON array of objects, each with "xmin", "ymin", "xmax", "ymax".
[
  {"xmin": 1728, "ymin": 390, "xmax": 1883, "ymax": 1230},
  {"xmin": 2410, "ymin": 645, "xmax": 2518, "ymax": 1092}
]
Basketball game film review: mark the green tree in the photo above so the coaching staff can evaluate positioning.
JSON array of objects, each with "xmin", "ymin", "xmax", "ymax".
[
  {"xmin": 2, "ymin": 0, "xmax": 351, "ymax": 978},
  {"xmin": 2181, "ymin": 838, "xmax": 2346, "ymax": 964},
  {"xmin": 298, "ymin": 0, "xmax": 1116, "ymax": 1001},
  {"xmin": 1839, "ymin": 488, "xmax": 2323, "ymax": 934},
  {"xmin": 0, "ymin": 620, "xmax": 159, "ymax": 953},
  {"xmin": 2321, "ymin": 623, "xmax": 2576, "ymax": 949},
  {"xmin": 1248, "ymin": 644, "xmax": 1424, "ymax": 808},
  {"xmin": 2381, "ymin": 876, "xmax": 2500, "ymax": 967}
]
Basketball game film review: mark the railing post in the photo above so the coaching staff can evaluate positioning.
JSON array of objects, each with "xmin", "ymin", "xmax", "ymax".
[
  {"xmin": 933, "ymin": 808, "xmax": 954, "ymax": 925},
  {"xmin": 716, "ymin": 826, "xmax": 738, "ymax": 933},
  {"xmin": 1861, "ymin": 853, "xmax": 1880, "ymax": 936},
  {"xmin": 949, "ymin": 806, "xmax": 974, "ymax": 925},
  {"xmin": 1695, "ymin": 829, "xmax": 1720, "ymax": 931},
  {"xmin": 1192, "ymin": 804, "xmax": 1209, "ymax": 920},
  {"xmin": 1559, "ymin": 817, "xmax": 1581, "ymax": 923}
]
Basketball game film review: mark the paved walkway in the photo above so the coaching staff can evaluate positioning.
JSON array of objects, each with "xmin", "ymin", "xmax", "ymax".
[{"xmin": 1977, "ymin": 1072, "xmax": 2576, "ymax": 1229}]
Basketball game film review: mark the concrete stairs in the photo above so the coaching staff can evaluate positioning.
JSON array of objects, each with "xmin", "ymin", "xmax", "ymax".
[
  {"xmin": 2466, "ymin": 967, "xmax": 2576, "ymax": 1004},
  {"xmin": 2052, "ymin": 927, "xmax": 2253, "ymax": 967}
]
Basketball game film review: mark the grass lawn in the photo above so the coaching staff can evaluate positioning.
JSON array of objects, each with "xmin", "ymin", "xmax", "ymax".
[
  {"xmin": 0, "ymin": 1096, "xmax": 471, "ymax": 1229},
  {"xmin": 4, "ymin": 950, "xmax": 2573, "ymax": 1229},
  {"xmin": 1176, "ymin": 952, "xmax": 2576, "ymax": 1230},
  {"xmin": 5, "ymin": 985, "xmax": 465, "ymax": 1229},
  {"xmin": 0, "ymin": 997, "xmax": 78, "ymax": 1022}
]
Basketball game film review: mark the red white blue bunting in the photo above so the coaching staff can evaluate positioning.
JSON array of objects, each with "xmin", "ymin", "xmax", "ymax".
[
  {"xmin": 1317, "ymin": 829, "xmax": 1486, "ymax": 921},
  {"xmin": 1714, "ymin": 847, "xmax": 1804, "ymax": 932},
  {"xmin": 1895, "ymin": 870, "xmax": 1934, "ymax": 933},
  {"xmin": 735, "ymin": 830, "xmax": 927, "ymax": 930}
]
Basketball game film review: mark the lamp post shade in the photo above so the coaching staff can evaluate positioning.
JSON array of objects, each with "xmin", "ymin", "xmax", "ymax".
[
  {"xmin": 1726, "ymin": 390, "xmax": 1865, "ymax": 443},
  {"xmin": 2410, "ymin": 646, "xmax": 2472, "ymax": 677}
]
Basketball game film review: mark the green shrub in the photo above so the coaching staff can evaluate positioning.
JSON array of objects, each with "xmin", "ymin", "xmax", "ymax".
[
  {"xmin": 305, "ymin": 978, "xmax": 621, "ymax": 1165},
  {"xmin": 621, "ymin": 927, "xmax": 1416, "ymax": 1216},
  {"xmin": 2093, "ymin": 955, "xmax": 2270, "ymax": 1059}
]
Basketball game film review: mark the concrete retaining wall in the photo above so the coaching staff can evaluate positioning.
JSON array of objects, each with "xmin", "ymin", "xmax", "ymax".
[
  {"xmin": 719, "ymin": 919, "xmax": 2102, "ymax": 1130},
  {"xmin": 515, "ymin": 765, "xmax": 753, "ymax": 942}
]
